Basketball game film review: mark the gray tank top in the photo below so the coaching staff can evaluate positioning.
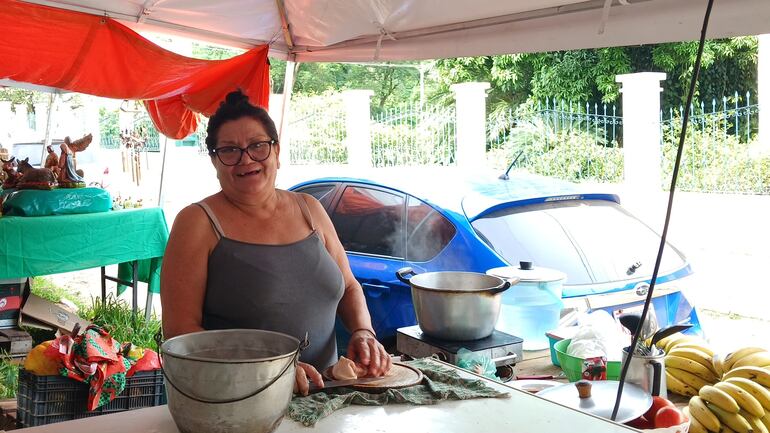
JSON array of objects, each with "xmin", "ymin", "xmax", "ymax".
[{"xmin": 195, "ymin": 194, "xmax": 345, "ymax": 370}]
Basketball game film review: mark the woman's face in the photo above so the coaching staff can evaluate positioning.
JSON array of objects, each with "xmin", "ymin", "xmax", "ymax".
[{"xmin": 211, "ymin": 116, "xmax": 279, "ymax": 200}]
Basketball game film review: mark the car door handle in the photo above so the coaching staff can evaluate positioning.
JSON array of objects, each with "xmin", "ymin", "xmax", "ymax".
[{"xmin": 362, "ymin": 283, "xmax": 391, "ymax": 298}]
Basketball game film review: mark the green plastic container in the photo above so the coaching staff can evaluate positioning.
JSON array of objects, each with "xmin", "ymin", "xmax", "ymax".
[{"xmin": 554, "ymin": 338, "xmax": 621, "ymax": 382}]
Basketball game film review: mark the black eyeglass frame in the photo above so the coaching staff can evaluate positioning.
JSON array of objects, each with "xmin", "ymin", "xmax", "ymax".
[{"xmin": 209, "ymin": 139, "xmax": 277, "ymax": 166}]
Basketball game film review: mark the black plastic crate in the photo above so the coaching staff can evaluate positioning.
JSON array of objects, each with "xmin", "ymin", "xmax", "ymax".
[{"xmin": 17, "ymin": 368, "xmax": 165, "ymax": 427}]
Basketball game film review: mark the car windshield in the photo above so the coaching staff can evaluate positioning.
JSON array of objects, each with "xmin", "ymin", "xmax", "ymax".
[{"xmin": 470, "ymin": 200, "xmax": 686, "ymax": 286}]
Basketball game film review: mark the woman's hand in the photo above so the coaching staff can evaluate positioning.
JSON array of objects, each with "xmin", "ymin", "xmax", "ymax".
[
  {"xmin": 347, "ymin": 329, "xmax": 392, "ymax": 377},
  {"xmin": 293, "ymin": 362, "xmax": 323, "ymax": 396}
]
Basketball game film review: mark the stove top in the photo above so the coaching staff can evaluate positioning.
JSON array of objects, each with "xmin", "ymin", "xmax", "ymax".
[
  {"xmin": 397, "ymin": 326, "xmax": 523, "ymax": 353},
  {"xmin": 396, "ymin": 325, "xmax": 524, "ymax": 367}
]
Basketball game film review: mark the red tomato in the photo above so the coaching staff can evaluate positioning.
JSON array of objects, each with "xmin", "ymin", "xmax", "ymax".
[
  {"xmin": 643, "ymin": 396, "xmax": 676, "ymax": 421},
  {"xmin": 654, "ymin": 406, "xmax": 686, "ymax": 428},
  {"xmin": 626, "ymin": 415, "xmax": 655, "ymax": 430}
]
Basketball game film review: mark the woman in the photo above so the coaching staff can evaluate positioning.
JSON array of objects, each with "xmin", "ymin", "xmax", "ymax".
[{"xmin": 161, "ymin": 90, "xmax": 391, "ymax": 395}]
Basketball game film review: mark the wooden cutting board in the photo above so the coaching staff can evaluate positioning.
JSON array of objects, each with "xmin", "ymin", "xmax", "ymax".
[{"xmin": 323, "ymin": 362, "xmax": 423, "ymax": 392}]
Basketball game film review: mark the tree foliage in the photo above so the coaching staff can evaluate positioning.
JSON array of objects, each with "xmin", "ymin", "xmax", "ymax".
[{"xmin": 431, "ymin": 37, "xmax": 757, "ymax": 113}]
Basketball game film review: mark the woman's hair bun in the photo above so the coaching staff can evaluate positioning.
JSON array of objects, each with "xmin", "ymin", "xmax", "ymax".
[{"xmin": 224, "ymin": 89, "xmax": 250, "ymax": 106}]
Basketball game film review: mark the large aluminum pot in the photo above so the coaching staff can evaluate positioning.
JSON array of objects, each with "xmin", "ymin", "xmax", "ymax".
[
  {"xmin": 396, "ymin": 268, "xmax": 518, "ymax": 341},
  {"xmin": 161, "ymin": 329, "xmax": 300, "ymax": 433}
]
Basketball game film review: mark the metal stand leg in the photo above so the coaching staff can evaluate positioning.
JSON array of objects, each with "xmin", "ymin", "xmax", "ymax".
[
  {"xmin": 100, "ymin": 266, "xmax": 106, "ymax": 303},
  {"xmin": 145, "ymin": 292, "xmax": 153, "ymax": 321},
  {"xmin": 132, "ymin": 260, "xmax": 139, "ymax": 317}
]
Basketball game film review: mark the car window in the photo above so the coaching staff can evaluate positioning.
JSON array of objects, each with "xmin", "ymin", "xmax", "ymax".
[
  {"xmin": 294, "ymin": 184, "xmax": 337, "ymax": 208},
  {"xmin": 471, "ymin": 200, "xmax": 687, "ymax": 285},
  {"xmin": 331, "ymin": 186, "xmax": 404, "ymax": 258},
  {"xmin": 406, "ymin": 196, "xmax": 456, "ymax": 262}
]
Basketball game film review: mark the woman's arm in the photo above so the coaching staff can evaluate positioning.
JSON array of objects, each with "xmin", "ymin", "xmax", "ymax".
[
  {"xmin": 300, "ymin": 194, "xmax": 392, "ymax": 376},
  {"xmin": 160, "ymin": 204, "xmax": 217, "ymax": 339}
]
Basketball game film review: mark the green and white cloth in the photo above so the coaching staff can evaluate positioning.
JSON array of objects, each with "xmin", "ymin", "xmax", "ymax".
[{"xmin": 287, "ymin": 358, "xmax": 510, "ymax": 427}]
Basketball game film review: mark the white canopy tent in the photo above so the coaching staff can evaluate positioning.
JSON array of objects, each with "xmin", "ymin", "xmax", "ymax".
[{"xmin": 18, "ymin": 0, "xmax": 770, "ymax": 62}]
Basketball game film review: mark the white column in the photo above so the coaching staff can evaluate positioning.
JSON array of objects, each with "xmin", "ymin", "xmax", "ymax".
[
  {"xmin": 34, "ymin": 102, "xmax": 48, "ymax": 136},
  {"xmin": 342, "ymin": 89, "xmax": 374, "ymax": 167},
  {"xmin": 759, "ymin": 34, "xmax": 769, "ymax": 152},
  {"xmin": 0, "ymin": 101, "xmax": 12, "ymax": 145},
  {"xmin": 14, "ymin": 104, "xmax": 30, "ymax": 139},
  {"xmin": 451, "ymin": 82, "xmax": 490, "ymax": 169},
  {"xmin": 616, "ymin": 72, "xmax": 666, "ymax": 194}
]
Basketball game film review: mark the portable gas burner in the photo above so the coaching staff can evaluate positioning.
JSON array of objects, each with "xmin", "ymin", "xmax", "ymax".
[{"xmin": 396, "ymin": 325, "xmax": 523, "ymax": 368}]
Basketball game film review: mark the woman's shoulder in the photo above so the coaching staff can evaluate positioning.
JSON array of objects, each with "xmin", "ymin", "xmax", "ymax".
[{"xmin": 171, "ymin": 195, "xmax": 221, "ymax": 232}]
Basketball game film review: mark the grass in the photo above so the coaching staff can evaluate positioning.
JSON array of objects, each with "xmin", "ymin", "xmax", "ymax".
[
  {"xmin": 81, "ymin": 295, "xmax": 162, "ymax": 352},
  {"xmin": 29, "ymin": 276, "xmax": 88, "ymax": 312},
  {"xmin": 29, "ymin": 276, "xmax": 161, "ymax": 350},
  {"xmin": 0, "ymin": 352, "xmax": 19, "ymax": 399}
]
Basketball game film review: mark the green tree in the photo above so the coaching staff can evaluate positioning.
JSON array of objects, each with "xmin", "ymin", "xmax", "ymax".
[{"xmin": 431, "ymin": 37, "xmax": 757, "ymax": 112}]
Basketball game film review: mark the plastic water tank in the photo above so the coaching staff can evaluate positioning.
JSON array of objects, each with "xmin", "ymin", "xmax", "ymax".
[{"xmin": 487, "ymin": 262, "xmax": 566, "ymax": 350}]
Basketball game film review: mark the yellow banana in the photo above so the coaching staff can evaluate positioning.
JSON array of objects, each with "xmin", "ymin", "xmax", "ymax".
[
  {"xmin": 666, "ymin": 369, "xmax": 699, "ymax": 397},
  {"xmin": 707, "ymin": 403, "xmax": 754, "ymax": 433},
  {"xmin": 724, "ymin": 367, "xmax": 770, "ymax": 389},
  {"xmin": 668, "ymin": 367, "xmax": 713, "ymax": 391},
  {"xmin": 761, "ymin": 413, "xmax": 770, "ymax": 433},
  {"xmin": 656, "ymin": 333, "xmax": 683, "ymax": 352},
  {"xmin": 715, "ymin": 381, "xmax": 766, "ymax": 418},
  {"xmin": 674, "ymin": 342, "xmax": 717, "ymax": 358},
  {"xmin": 714, "ymin": 354, "xmax": 727, "ymax": 378},
  {"xmin": 700, "ymin": 384, "xmax": 741, "ymax": 413},
  {"xmin": 726, "ymin": 377, "xmax": 770, "ymax": 412},
  {"xmin": 685, "ymin": 406, "xmax": 709, "ymax": 433},
  {"xmin": 689, "ymin": 396, "xmax": 722, "ymax": 432},
  {"xmin": 663, "ymin": 334, "xmax": 690, "ymax": 352},
  {"xmin": 734, "ymin": 352, "xmax": 770, "ymax": 370},
  {"xmin": 666, "ymin": 355, "xmax": 720, "ymax": 382},
  {"xmin": 666, "ymin": 335, "xmax": 701, "ymax": 353},
  {"xmin": 740, "ymin": 410, "xmax": 769, "ymax": 433},
  {"xmin": 670, "ymin": 347, "xmax": 720, "ymax": 374},
  {"xmin": 725, "ymin": 347, "xmax": 768, "ymax": 371}
]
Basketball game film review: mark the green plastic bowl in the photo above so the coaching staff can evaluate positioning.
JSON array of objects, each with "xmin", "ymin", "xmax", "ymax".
[{"xmin": 554, "ymin": 338, "xmax": 621, "ymax": 382}]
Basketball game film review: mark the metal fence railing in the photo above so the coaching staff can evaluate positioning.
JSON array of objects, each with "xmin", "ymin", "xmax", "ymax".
[
  {"xmin": 288, "ymin": 95, "xmax": 347, "ymax": 165},
  {"xmin": 371, "ymin": 103, "xmax": 456, "ymax": 167},
  {"xmin": 486, "ymin": 100, "xmax": 624, "ymax": 183},
  {"xmin": 660, "ymin": 92, "xmax": 765, "ymax": 194}
]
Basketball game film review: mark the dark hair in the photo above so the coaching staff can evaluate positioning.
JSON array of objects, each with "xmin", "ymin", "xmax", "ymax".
[{"xmin": 205, "ymin": 89, "xmax": 279, "ymax": 154}]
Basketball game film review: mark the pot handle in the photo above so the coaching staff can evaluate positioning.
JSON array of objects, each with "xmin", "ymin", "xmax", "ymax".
[
  {"xmin": 396, "ymin": 267, "xmax": 417, "ymax": 284},
  {"xmin": 488, "ymin": 279, "xmax": 512, "ymax": 295},
  {"xmin": 651, "ymin": 360, "xmax": 662, "ymax": 397}
]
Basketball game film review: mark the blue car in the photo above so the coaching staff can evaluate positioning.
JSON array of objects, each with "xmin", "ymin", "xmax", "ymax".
[{"xmin": 289, "ymin": 169, "xmax": 700, "ymax": 346}]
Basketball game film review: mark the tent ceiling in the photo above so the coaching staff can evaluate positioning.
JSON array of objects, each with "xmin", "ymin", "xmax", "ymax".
[{"xmin": 18, "ymin": 0, "xmax": 770, "ymax": 62}]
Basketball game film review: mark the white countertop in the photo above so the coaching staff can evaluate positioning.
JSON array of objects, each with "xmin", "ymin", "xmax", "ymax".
[{"xmin": 16, "ymin": 361, "xmax": 637, "ymax": 433}]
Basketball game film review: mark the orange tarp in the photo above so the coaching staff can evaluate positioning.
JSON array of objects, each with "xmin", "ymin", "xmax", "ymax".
[{"xmin": 0, "ymin": 0, "xmax": 270, "ymax": 139}]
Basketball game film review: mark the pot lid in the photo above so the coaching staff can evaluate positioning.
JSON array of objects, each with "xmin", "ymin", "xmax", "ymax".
[
  {"xmin": 536, "ymin": 380, "xmax": 651, "ymax": 424},
  {"xmin": 486, "ymin": 261, "xmax": 566, "ymax": 283}
]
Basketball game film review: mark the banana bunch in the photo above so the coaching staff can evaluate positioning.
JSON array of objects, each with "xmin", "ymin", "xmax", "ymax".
[
  {"xmin": 684, "ymin": 346, "xmax": 770, "ymax": 433},
  {"xmin": 659, "ymin": 334, "xmax": 719, "ymax": 397}
]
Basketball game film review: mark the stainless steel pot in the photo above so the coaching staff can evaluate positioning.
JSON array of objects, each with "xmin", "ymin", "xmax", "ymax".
[{"xmin": 396, "ymin": 268, "xmax": 517, "ymax": 341}]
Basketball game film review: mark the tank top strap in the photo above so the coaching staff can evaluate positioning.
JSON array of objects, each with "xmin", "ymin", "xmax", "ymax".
[
  {"xmin": 292, "ymin": 193, "xmax": 316, "ymax": 232},
  {"xmin": 194, "ymin": 202, "xmax": 224, "ymax": 239}
]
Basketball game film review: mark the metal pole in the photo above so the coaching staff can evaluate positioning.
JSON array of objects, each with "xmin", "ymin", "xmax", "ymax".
[
  {"xmin": 40, "ymin": 93, "xmax": 57, "ymax": 164},
  {"xmin": 157, "ymin": 136, "xmax": 169, "ymax": 207}
]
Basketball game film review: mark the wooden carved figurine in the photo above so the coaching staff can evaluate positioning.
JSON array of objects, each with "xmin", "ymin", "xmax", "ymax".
[
  {"xmin": 44, "ymin": 145, "xmax": 61, "ymax": 179},
  {"xmin": 58, "ymin": 134, "xmax": 92, "ymax": 188},
  {"xmin": 1, "ymin": 157, "xmax": 22, "ymax": 189},
  {"xmin": 17, "ymin": 158, "xmax": 57, "ymax": 190}
]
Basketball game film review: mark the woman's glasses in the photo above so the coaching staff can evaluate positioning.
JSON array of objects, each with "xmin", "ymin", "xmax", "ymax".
[{"xmin": 210, "ymin": 140, "xmax": 276, "ymax": 166}]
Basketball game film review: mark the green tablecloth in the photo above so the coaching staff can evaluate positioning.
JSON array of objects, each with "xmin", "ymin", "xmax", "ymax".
[{"xmin": 0, "ymin": 207, "xmax": 169, "ymax": 294}]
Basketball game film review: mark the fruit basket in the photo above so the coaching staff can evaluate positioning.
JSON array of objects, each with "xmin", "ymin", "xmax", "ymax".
[{"xmin": 16, "ymin": 369, "xmax": 165, "ymax": 428}]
